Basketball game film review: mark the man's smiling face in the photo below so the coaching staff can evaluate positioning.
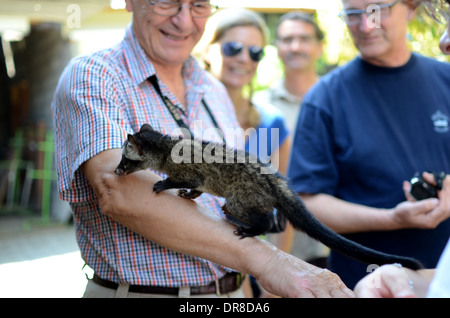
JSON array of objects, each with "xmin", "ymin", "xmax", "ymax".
[{"xmin": 126, "ymin": 0, "xmax": 209, "ymax": 67}]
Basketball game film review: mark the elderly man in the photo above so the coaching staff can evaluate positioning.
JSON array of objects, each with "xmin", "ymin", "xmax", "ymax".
[
  {"xmin": 51, "ymin": 0, "xmax": 352, "ymax": 298},
  {"xmin": 354, "ymin": 0, "xmax": 450, "ymax": 298},
  {"xmin": 288, "ymin": 0, "xmax": 450, "ymax": 289}
]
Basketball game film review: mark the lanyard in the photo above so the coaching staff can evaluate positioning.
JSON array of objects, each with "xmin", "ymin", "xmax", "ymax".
[{"xmin": 148, "ymin": 75, "xmax": 226, "ymax": 144}]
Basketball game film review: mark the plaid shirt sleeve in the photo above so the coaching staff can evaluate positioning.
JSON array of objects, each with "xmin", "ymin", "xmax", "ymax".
[{"xmin": 52, "ymin": 53, "xmax": 130, "ymax": 202}]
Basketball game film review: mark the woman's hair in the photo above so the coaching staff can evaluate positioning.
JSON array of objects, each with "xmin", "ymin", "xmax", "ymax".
[
  {"xmin": 196, "ymin": 8, "xmax": 269, "ymax": 128},
  {"xmin": 207, "ymin": 8, "xmax": 269, "ymax": 47}
]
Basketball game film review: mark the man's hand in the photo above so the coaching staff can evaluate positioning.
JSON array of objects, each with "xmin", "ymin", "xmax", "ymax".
[
  {"xmin": 251, "ymin": 241, "xmax": 354, "ymax": 298},
  {"xmin": 354, "ymin": 264, "xmax": 435, "ymax": 298},
  {"xmin": 393, "ymin": 172, "xmax": 450, "ymax": 229},
  {"xmin": 354, "ymin": 264, "xmax": 416, "ymax": 298}
]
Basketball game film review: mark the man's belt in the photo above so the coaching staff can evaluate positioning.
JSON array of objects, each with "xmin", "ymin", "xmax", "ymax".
[{"xmin": 92, "ymin": 272, "xmax": 244, "ymax": 296}]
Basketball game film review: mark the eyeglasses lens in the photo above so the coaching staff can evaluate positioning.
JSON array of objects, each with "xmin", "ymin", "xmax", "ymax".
[
  {"xmin": 221, "ymin": 42, "xmax": 264, "ymax": 62},
  {"xmin": 222, "ymin": 42, "xmax": 243, "ymax": 57}
]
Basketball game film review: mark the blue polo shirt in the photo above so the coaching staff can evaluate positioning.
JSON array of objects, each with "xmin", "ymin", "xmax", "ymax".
[{"xmin": 288, "ymin": 53, "xmax": 450, "ymax": 289}]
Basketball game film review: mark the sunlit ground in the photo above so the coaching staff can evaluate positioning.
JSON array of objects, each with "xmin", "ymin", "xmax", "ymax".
[
  {"xmin": 0, "ymin": 216, "xmax": 89, "ymax": 298},
  {"xmin": 0, "ymin": 251, "xmax": 87, "ymax": 298}
]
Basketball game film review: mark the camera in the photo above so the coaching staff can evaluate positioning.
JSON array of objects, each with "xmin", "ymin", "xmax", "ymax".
[{"xmin": 410, "ymin": 171, "xmax": 446, "ymax": 201}]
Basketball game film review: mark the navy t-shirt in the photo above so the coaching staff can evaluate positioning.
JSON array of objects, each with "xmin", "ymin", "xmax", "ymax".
[{"xmin": 288, "ymin": 53, "xmax": 450, "ymax": 289}]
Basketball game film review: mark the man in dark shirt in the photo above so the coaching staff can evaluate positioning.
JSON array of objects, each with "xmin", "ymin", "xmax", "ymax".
[{"xmin": 288, "ymin": 0, "xmax": 450, "ymax": 288}]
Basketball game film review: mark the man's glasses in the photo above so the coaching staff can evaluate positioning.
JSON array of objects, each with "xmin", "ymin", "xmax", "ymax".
[
  {"xmin": 422, "ymin": 0, "xmax": 450, "ymax": 24},
  {"xmin": 147, "ymin": 0, "xmax": 218, "ymax": 18},
  {"xmin": 221, "ymin": 42, "xmax": 265, "ymax": 62},
  {"xmin": 338, "ymin": 0, "xmax": 401, "ymax": 26}
]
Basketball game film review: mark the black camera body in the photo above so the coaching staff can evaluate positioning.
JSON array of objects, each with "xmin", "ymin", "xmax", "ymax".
[{"xmin": 410, "ymin": 171, "xmax": 446, "ymax": 201}]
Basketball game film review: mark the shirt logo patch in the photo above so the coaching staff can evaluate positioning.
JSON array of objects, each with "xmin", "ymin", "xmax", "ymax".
[{"xmin": 431, "ymin": 110, "xmax": 449, "ymax": 133}]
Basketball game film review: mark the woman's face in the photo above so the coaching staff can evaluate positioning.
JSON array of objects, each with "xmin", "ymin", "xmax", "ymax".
[{"xmin": 207, "ymin": 25, "xmax": 264, "ymax": 90}]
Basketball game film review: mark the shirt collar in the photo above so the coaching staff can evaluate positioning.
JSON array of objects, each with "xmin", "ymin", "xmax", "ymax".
[{"xmin": 272, "ymin": 79, "xmax": 302, "ymax": 104}]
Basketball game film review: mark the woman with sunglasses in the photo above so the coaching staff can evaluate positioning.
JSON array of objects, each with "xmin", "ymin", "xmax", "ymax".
[
  {"xmin": 355, "ymin": 0, "xmax": 450, "ymax": 298},
  {"xmin": 201, "ymin": 8, "xmax": 291, "ymax": 176}
]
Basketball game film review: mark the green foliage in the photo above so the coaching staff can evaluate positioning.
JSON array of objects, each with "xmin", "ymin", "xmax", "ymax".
[{"xmin": 408, "ymin": 14, "xmax": 450, "ymax": 62}]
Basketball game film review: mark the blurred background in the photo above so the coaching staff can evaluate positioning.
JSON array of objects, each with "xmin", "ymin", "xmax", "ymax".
[{"xmin": 0, "ymin": 0, "xmax": 448, "ymax": 298}]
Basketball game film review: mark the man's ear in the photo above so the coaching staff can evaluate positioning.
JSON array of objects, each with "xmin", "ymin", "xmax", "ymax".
[
  {"xmin": 203, "ymin": 43, "xmax": 220, "ymax": 71},
  {"xmin": 404, "ymin": 0, "xmax": 418, "ymax": 21},
  {"xmin": 407, "ymin": 9, "xmax": 417, "ymax": 21},
  {"xmin": 124, "ymin": 0, "xmax": 133, "ymax": 13}
]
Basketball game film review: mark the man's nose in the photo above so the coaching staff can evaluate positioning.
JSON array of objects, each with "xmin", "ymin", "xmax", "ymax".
[
  {"xmin": 171, "ymin": 5, "xmax": 195, "ymax": 28},
  {"xmin": 359, "ymin": 13, "xmax": 378, "ymax": 33}
]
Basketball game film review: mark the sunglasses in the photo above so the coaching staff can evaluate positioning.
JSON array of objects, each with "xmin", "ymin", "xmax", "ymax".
[{"xmin": 221, "ymin": 41, "xmax": 265, "ymax": 62}]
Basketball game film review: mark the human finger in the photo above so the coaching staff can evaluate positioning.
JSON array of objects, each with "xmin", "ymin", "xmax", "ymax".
[
  {"xmin": 403, "ymin": 180, "xmax": 416, "ymax": 202},
  {"xmin": 422, "ymin": 172, "xmax": 436, "ymax": 186},
  {"xmin": 354, "ymin": 264, "xmax": 415, "ymax": 298},
  {"xmin": 311, "ymin": 269, "xmax": 354, "ymax": 298},
  {"xmin": 380, "ymin": 265, "xmax": 416, "ymax": 298}
]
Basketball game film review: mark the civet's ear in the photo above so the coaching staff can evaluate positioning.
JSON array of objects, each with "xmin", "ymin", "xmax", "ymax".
[
  {"xmin": 127, "ymin": 134, "xmax": 142, "ymax": 155},
  {"xmin": 127, "ymin": 134, "xmax": 135, "ymax": 144},
  {"xmin": 140, "ymin": 123, "xmax": 153, "ymax": 132}
]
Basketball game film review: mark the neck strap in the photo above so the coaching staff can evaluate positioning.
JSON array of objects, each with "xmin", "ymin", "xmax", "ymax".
[{"xmin": 148, "ymin": 75, "xmax": 225, "ymax": 144}]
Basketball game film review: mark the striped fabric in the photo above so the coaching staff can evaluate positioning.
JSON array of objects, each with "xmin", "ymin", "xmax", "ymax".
[{"xmin": 51, "ymin": 24, "xmax": 241, "ymax": 286}]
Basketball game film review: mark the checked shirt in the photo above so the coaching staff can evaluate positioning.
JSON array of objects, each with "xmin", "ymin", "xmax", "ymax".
[{"xmin": 51, "ymin": 24, "xmax": 241, "ymax": 286}]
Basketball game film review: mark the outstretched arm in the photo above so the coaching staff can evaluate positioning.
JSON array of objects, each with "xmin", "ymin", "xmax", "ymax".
[
  {"xmin": 81, "ymin": 148, "xmax": 354, "ymax": 298},
  {"xmin": 300, "ymin": 190, "xmax": 446, "ymax": 234}
]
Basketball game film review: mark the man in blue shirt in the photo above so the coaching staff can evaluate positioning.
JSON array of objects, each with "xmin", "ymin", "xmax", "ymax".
[{"xmin": 288, "ymin": 0, "xmax": 450, "ymax": 289}]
